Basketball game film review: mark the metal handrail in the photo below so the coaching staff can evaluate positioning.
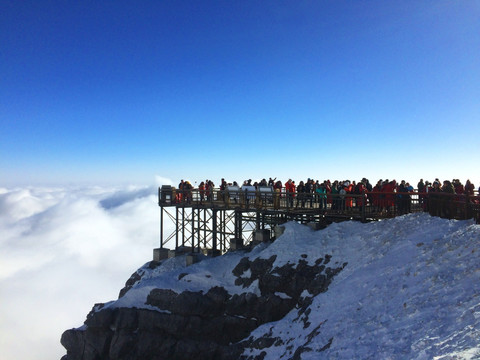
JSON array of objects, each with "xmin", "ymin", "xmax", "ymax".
[{"xmin": 159, "ymin": 187, "xmax": 480, "ymax": 223}]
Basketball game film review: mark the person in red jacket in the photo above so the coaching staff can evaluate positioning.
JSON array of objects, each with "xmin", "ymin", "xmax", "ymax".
[
  {"xmin": 453, "ymin": 179, "xmax": 464, "ymax": 195},
  {"xmin": 198, "ymin": 182, "xmax": 205, "ymax": 203},
  {"xmin": 344, "ymin": 181, "xmax": 354, "ymax": 209},
  {"xmin": 354, "ymin": 180, "xmax": 367, "ymax": 210},
  {"xmin": 372, "ymin": 180, "xmax": 383, "ymax": 212},
  {"xmin": 381, "ymin": 179, "xmax": 397, "ymax": 214},
  {"xmin": 285, "ymin": 179, "xmax": 295, "ymax": 207}
]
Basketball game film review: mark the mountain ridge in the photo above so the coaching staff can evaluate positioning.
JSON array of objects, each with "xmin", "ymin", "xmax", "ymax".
[{"xmin": 61, "ymin": 214, "xmax": 480, "ymax": 360}]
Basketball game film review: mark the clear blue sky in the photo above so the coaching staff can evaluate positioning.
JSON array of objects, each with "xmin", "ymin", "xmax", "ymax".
[{"xmin": 1, "ymin": 1, "xmax": 479, "ymax": 187}]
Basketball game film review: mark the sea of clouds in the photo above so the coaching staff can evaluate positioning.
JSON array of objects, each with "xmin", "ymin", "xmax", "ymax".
[{"xmin": 0, "ymin": 179, "xmax": 173, "ymax": 360}]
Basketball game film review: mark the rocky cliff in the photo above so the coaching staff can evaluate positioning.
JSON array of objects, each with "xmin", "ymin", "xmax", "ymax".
[{"xmin": 61, "ymin": 250, "xmax": 345, "ymax": 360}]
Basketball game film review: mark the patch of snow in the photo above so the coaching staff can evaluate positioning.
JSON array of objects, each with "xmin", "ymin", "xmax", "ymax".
[
  {"xmin": 90, "ymin": 213, "xmax": 479, "ymax": 359},
  {"xmin": 274, "ymin": 292, "xmax": 292, "ymax": 300}
]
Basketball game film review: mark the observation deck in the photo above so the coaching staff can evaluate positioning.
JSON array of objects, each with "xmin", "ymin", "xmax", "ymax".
[{"xmin": 155, "ymin": 185, "xmax": 480, "ymax": 262}]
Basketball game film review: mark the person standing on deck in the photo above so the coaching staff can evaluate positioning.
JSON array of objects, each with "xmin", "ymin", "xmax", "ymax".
[
  {"xmin": 296, "ymin": 181, "xmax": 306, "ymax": 208},
  {"xmin": 285, "ymin": 179, "xmax": 295, "ymax": 208}
]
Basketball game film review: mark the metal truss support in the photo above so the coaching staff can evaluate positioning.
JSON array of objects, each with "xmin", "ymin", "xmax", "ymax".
[{"xmin": 159, "ymin": 205, "xmax": 272, "ymax": 253}]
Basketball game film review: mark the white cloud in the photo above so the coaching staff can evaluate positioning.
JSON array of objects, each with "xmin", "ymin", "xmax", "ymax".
[
  {"xmin": 0, "ymin": 185, "xmax": 167, "ymax": 360},
  {"xmin": 154, "ymin": 174, "xmax": 173, "ymax": 187}
]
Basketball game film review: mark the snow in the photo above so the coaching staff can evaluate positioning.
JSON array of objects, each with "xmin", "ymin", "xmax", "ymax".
[
  {"xmin": 275, "ymin": 292, "xmax": 292, "ymax": 300},
  {"xmin": 101, "ymin": 213, "xmax": 479, "ymax": 359}
]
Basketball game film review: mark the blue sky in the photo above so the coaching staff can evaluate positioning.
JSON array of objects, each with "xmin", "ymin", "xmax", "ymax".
[{"xmin": 1, "ymin": 1, "xmax": 479, "ymax": 187}]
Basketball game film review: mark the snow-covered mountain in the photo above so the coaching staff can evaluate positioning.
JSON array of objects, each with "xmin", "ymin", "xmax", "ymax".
[{"xmin": 61, "ymin": 213, "xmax": 480, "ymax": 359}]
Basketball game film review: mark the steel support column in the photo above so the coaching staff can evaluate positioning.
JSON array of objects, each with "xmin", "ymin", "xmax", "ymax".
[
  {"xmin": 212, "ymin": 208, "xmax": 217, "ymax": 251},
  {"xmin": 160, "ymin": 205, "xmax": 164, "ymax": 248}
]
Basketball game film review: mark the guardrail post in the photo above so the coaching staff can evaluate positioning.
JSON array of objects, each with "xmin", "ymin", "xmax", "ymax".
[
  {"xmin": 361, "ymin": 190, "xmax": 366, "ymax": 222},
  {"xmin": 465, "ymin": 194, "xmax": 469, "ymax": 220}
]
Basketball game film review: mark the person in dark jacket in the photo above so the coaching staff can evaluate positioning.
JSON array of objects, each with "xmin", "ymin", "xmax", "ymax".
[
  {"xmin": 305, "ymin": 179, "xmax": 314, "ymax": 207},
  {"xmin": 219, "ymin": 178, "xmax": 227, "ymax": 201},
  {"xmin": 428, "ymin": 181, "xmax": 443, "ymax": 217},
  {"xmin": 441, "ymin": 180, "xmax": 455, "ymax": 218},
  {"xmin": 331, "ymin": 181, "xmax": 340, "ymax": 211},
  {"xmin": 417, "ymin": 179, "xmax": 426, "ymax": 208},
  {"xmin": 184, "ymin": 181, "xmax": 193, "ymax": 204},
  {"xmin": 396, "ymin": 180, "xmax": 409, "ymax": 215},
  {"xmin": 406, "ymin": 182, "xmax": 414, "ymax": 213},
  {"xmin": 296, "ymin": 181, "xmax": 306, "ymax": 207},
  {"xmin": 363, "ymin": 178, "xmax": 373, "ymax": 206},
  {"xmin": 465, "ymin": 180, "xmax": 475, "ymax": 196}
]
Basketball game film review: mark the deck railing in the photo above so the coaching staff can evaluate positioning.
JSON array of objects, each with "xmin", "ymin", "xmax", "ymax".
[{"xmin": 158, "ymin": 186, "xmax": 480, "ymax": 223}]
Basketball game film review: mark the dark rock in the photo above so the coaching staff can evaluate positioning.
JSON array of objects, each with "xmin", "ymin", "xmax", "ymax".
[
  {"xmin": 233, "ymin": 255, "xmax": 345, "ymax": 358},
  {"xmin": 205, "ymin": 286, "xmax": 230, "ymax": 308},
  {"xmin": 323, "ymin": 254, "xmax": 332, "ymax": 264},
  {"xmin": 249, "ymin": 255, "xmax": 277, "ymax": 279},
  {"xmin": 248, "ymin": 335, "xmax": 277, "ymax": 350},
  {"xmin": 292, "ymin": 345, "xmax": 313, "ymax": 360},
  {"xmin": 145, "ymin": 288, "xmax": 178, "ymax": 311},
  {"xmin": 118, "ymin": 261, "xmax": 161, "ymax": 298},
  {"xmin": 62, "ymin": 251, "xmax": 345, "ymax": 360},
  {"xmin": 319, "ymin": 337, "xmax": 333, "ymax": 351},
  {"xmin": 148, "ymin": 260, "xmax": 161, "ymax": 269},
  {"xmin": 232, "ymin": 257, "xmax": 250, "ymax": 277}
]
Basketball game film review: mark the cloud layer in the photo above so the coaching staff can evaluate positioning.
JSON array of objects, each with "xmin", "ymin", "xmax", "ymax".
[{"xmin": 0, "ymin": 185, "xmax": 169, "ymax": 360}]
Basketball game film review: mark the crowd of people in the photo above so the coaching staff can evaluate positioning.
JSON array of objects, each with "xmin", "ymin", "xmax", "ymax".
[
  {"xmin": 177, "ymin": 177, "xmax": 478, "ymax": 195},
  {"xmin": 175, "ymin": 177, "xmax": 478, "ymax": 212}
]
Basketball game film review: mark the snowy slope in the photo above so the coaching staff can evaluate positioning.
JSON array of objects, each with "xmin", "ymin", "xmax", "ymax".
[
  {"xmin": 243, "ymin": 215, "xmax": 480, "ymax": 360},
  {"xmin": 100, "ymin": 213, "xmax": 480, "ymax": 359}
]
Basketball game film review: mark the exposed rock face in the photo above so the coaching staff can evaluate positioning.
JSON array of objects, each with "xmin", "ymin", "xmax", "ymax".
[
  {"xmin": 118, "ymin": 261, "xmax": 160, "ymax": 299},
  {"xmin": 61, "ymin": 254, "xmax": 346, "ymax": 360}
]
